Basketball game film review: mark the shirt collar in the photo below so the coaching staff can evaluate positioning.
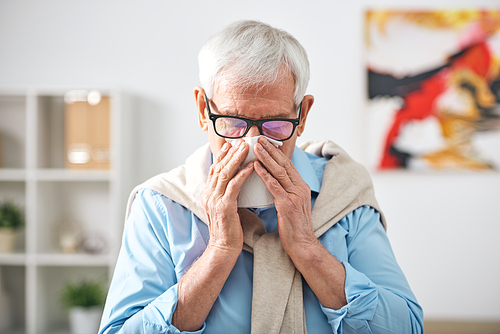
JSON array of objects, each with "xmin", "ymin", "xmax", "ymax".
[{"xmin": 291, "ymin": 146, "xmax": 321, "ymax": 194}]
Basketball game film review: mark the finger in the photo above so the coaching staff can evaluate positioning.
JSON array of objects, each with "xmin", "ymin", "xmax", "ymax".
[
  {"xmin": 224, "ymin": 162, "xmax": 254, "ymax": 199},
  {"xmin": 253, "ymin": 160, "xmax": 288, "ymax": 199},
  {"xmin": 210, "ymin": 141, "xmax": 244, "ymax": 178},
  {"xmin": 210, "ymin": 142, "xmax": 236, "ymax": 176},
  {"xmin": 213, "ymin": 142, "xmax": 230, "ymax": 165},
  {"xmin": 207, "ymin": 142, "xmax": 231, "ymax": 191},
  {"xmin": 258, "ymin": 138, "xmax": 305, "ymax": 186},
  {"xmin": 204, "ymin": 142, "xmax": 247, "ymax": 212},
  {"xmin": 254, "ymin": 141, "xmax": 295, "ymax": 191},
  {"xmin": 259, "ymin": 138, "xmax": 300, "ymax": 178},
  {"xmin": 213, "ymin": 141, "xmax": 249, "ymax": 195},
  {"xmin": 206, "ymin": 142, "xmax": 242, "ymax": 201}
]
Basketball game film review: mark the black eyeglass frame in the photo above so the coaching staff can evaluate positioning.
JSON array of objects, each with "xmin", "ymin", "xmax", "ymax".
[{"xmin": 205, "ymin": 94, "xmax": 302, "ymax": 142}]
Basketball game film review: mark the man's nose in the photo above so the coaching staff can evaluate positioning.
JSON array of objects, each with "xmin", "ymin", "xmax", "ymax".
[{"xmin": 246, "ymin": 125, "xmax": 260, "ymax": 137}]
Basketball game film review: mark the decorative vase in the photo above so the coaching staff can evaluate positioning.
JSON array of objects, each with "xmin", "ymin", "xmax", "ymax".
[
  {"xmin": 0, "ymin": 228, "xmax": 16, "ymax": 253},
  {"xmin": 57, "ymin": 222, "xmax": 81, "ymax": 253},
  {"xmin": 69, "ymin": 306, "xmax": 103, "ymax": 334}
]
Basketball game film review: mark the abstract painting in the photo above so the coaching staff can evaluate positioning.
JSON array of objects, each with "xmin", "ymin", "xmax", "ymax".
[{"xmin": 365, "ymin": 10, "xmax": 500, "ymax": 171}]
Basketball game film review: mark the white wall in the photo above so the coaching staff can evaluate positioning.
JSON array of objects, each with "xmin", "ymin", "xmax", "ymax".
[{"xmin": 1, "ymin": 0, "xmax": 499, "ymax": 321}]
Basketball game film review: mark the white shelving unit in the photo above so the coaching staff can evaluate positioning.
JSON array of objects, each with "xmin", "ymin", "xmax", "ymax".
[{"xmin": 0, "ymin": 87, "xmax": 134, "ymax": 334}]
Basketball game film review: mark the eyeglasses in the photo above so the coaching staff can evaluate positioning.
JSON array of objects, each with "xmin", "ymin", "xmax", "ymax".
[{"xmin": 205, "ymin": 94, "xmax": 302, "ymax": 141}]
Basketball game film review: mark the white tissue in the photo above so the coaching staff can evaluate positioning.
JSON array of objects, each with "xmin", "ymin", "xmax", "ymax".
[{"xmin": 226, "ymin": 136, "xmax": 283, "ymax": 208}]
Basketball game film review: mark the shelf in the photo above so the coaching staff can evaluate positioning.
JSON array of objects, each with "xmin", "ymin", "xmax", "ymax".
[
  {"xmin": 0, "ymin": 253, "xmax": 26, "ymax": 265},
  {"xmin": 0, "ymin": 169, "xmax": 26, "ymax": 181},
  {"xmin": 34, "ymin": 169, "xmax": 113, "ymax": 181},
  {"xmin": 0, "ymin": 253, "xmax": 112, "ymax": 266},
  {"xmin": 0, "ymin": 168, "xmax": 114, "ymax": 181},
  {"xmin": 0, "ymin": 87, "xmax": 131, "ymax": 334},
  {"xmin": 34, "ymin": 253, "xmax": 111, "ymax": 266}
]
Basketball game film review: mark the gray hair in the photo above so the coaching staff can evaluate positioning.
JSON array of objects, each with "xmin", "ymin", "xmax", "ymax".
[{"xmin": 198, "ymin": 20, "xmax": 310, "ymax": 106}]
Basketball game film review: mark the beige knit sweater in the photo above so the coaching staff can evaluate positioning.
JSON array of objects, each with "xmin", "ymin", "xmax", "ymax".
[{"xmin": 126, "ymin": 141, "xmax": 385, "ymax": 334}]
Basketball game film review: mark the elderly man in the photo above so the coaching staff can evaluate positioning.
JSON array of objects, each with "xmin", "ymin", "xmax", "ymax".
[{"xmin": 99, "ymin": 20, "xmax": 423, "ymax": 334}]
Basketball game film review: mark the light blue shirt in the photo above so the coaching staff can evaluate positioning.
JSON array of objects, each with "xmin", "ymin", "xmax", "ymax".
[{"xmin": 99, "ymin": 147, "xmax": 423, "ymax": 334}]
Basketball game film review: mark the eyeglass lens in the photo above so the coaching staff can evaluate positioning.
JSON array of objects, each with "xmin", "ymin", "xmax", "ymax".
[
  {"xmin": 215, "ymin": 118, "xmax": 248, "ymax": 137},
  {"xmin": 261, "ymin": 121, "xmax": 293, "ymax": 140}
]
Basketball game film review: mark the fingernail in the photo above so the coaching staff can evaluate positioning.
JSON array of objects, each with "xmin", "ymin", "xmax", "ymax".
[
  {"xmin": 221, "ymin": 143, "xmax": 229, "ymax": 151},
  {"xmin": 256, "ymin": 143, "xmax": 264, "ymax": 151},
  {"xmin": 261, "ymin": 138, "xmax": 269, "ymax": 146}
]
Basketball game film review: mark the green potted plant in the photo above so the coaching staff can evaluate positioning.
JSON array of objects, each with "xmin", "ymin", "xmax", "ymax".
[
  {"xmin": 61, "ymin": 280, "xmax": 106, "ymax": 334},
  {"xmin": 0, "ymin": 200, "xmax": 24, "ymax": 253}
]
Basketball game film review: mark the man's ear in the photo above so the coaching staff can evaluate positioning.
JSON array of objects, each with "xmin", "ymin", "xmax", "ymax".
[
  {"xmin": 296, "ymin": 94, "xmax": 314, "ymax": 137},
  {"xmin": 194, "ymin": 86, "xmax": 208, "ymax": 131}
]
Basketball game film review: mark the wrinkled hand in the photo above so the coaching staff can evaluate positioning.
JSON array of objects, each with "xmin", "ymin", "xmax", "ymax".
[
  {"xmin": 253, "ymin": 137, "xmax": 318, "ymax": 257},
  {"xmin": 202, "ymin": 141, "xmax": 254, "ymax": 253}
]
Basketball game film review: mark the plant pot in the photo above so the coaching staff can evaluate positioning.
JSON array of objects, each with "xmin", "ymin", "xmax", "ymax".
[
  {"xmin": 0, "ymin": 228, "xmax": 16, "ymax": 253},
  {"xmin": 69, "ymin": 306, "xmax": 103, "ymax": 334}
]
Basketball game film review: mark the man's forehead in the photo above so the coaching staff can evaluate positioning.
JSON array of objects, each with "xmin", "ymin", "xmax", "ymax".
[
  {"xmin": 215, "ymin": 70, "xmax": 294, "ymax": 96},
  {"xmin": 215, "ymin": 78, "xmax": 294, "ymax": 103}
]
